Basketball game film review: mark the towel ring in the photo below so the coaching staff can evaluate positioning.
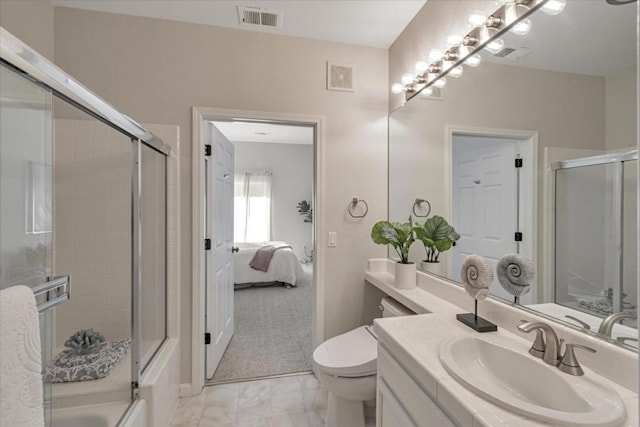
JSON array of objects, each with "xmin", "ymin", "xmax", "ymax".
[
  {"xmin": 348, "ymin": 197, "xmax": 369, "ymax": 218},
  {"xmin": 412, "ymin": 198, "xmax": 432, "ymax": 218}
]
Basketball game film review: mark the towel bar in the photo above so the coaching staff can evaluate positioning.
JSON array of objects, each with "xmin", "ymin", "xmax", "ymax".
[{"xmin": 34, "ymin": 276, "xmax": 70, "ymax": 312}]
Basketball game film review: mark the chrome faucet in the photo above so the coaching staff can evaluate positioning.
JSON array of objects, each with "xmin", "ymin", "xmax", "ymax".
[
  {"xmin": 597, "ymin": 312, "xmax": 637, "ymax": 337},
  {"xmin": 517, "ymin": 321, "xmax": 563, "ymax": 366}
]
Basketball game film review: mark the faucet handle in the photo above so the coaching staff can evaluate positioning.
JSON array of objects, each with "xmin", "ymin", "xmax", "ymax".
[
  {"xmin": 558, "ymin": 344, "xmax": 596, "ymax": 376},
  {"xmin": 518, "ymin": 321, "xmax": 545, "ymax": 359}
]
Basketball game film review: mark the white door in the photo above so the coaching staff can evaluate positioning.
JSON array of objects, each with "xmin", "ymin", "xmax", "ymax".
[
  {"xmin": 205, "ymin": 122, "xmax": 235, "ymax": 379},
  {"xmin": 451, "ymin": 135, "xmax": 519, "ymax": 302}
]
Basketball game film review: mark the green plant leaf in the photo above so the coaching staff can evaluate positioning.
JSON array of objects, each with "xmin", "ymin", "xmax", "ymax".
[
  {"xmin": 424, "ymin": 215, "xmax": 451, "ymax": 241},
  {"xmin": 371, "ymin": 221, "xmax": 396, "ymax": 245}
]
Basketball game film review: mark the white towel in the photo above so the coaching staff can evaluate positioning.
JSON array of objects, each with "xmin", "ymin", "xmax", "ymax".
[
  {"xmin": 460, "ymin": 255, "xmax": 493, "ymax": 300},
  {"xmin": 0, "ymin": 285, "xmax": 44, "ymax": 427}
]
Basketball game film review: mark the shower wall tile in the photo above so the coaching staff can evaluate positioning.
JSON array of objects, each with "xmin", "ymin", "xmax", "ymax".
[{"xmin": 53, "ymin": 119, "xmax": 133, "ymax": 350}]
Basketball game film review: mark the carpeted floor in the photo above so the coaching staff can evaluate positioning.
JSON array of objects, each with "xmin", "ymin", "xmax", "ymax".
[{"xmin": 211, "ymin": 265, "xmax": 313, "ymax": 383}]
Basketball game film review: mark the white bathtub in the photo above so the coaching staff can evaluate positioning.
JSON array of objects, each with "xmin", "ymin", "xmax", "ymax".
[{"xmin": 52, "ymin": 401, "xmax": 130, "ymax": 427}]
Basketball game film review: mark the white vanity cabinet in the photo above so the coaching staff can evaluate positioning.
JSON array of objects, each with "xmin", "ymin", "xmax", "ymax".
[{"xmin": 376, "ymin": 345, "xmax": 456, "ymax": 427}]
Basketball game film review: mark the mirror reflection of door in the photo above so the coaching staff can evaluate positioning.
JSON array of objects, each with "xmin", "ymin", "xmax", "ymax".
[{"xmin": 451, "ymin": 134, "xmax": 534, "ymax": 304}]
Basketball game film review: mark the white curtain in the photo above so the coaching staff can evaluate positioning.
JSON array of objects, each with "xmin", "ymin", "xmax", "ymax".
[{"xmin": 234, "ymin": 172, "xmax": 272, "ymax": 243}]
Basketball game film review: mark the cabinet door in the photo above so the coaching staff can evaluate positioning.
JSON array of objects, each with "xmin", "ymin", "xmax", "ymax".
[{"xmin": 377, "ymin": 378, "xmax": 416, "ymax": 427}]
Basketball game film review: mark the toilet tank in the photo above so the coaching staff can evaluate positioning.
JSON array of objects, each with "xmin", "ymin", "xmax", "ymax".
[{"xmin": 381, "ymin": 296, "xmax": 415, "ymax": 318}]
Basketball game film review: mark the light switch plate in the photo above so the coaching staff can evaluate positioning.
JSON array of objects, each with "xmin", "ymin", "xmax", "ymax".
[{"xmin": 328, "ymin": 232, "xmax": 337, "ymax": 247}]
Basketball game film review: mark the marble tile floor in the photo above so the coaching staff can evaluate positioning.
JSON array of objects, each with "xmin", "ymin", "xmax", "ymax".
[{"xmin": 170, "ymin": 373, "xmax": 376, "ymax": 427}]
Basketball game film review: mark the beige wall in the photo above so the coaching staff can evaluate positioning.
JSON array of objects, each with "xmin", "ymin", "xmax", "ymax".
[
  {"xmin": 0, "ymin": 0, "xmax": 54, "ymax": 60},
  {"xmin": 606, "ymin": 67, "xmax": 638, "ymax": 151},
  {"xmin": 53, "ymin": 6, "xmax": 388, "ymax": 384}
]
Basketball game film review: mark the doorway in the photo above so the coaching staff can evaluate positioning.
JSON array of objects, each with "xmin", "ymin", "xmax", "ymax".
[
  {"xmin": 447, "ymin": 128, "xmax": 537, "ymax": 304},
  {"xmin": 192, "ymin": 107, "xmax": 324, "ymax": 392}
]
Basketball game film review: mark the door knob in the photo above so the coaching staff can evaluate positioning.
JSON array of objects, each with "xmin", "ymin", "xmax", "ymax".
[{"xmin": 232, "ymin": 246, "xmax": 239, "ymax": 253}]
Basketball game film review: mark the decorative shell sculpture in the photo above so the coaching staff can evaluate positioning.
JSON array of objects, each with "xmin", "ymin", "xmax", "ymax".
[
  {"xmin": 64, "ymin": 328, "xmax": 105, "ymax": 354},
  {"xmin": 496, "ymin": 253, "xmax": 534, "ymax": 298},
  {"xmin": 460, "ymin": 255, "xmax": 493, "ymax": 300}
]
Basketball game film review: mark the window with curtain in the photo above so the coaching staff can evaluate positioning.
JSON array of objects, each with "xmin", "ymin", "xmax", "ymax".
[{"xmin": 234, "ymin": 172, "xmax": 272, "ymax": 243}]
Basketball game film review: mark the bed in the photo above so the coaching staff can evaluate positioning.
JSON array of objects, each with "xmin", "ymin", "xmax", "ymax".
[{"xmin": 234, "ymin": 241, "xmax": 305, "ymax": 289}]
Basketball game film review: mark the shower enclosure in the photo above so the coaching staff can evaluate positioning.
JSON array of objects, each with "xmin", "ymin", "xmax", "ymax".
[
  {"xmin": 1, "ymin": 28, "xmax": 169, "ymax": 426},
  {"xmin": 553, "ymin": 151, "xmax": 638, "ymax": 327}
]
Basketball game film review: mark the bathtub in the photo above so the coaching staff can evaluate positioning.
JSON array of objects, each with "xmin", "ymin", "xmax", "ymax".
[{"xmin": 52, "ymin": 401, "xmax": 130, "ymax": 427}]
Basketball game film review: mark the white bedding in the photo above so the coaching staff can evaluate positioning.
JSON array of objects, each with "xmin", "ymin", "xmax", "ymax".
[{"xmin": 234, "ymin": 241, "xmax": 305, "ymax": 287}]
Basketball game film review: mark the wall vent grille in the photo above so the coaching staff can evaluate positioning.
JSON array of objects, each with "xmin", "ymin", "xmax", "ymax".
[
  {"xmin": 238, "ymin": 6, "xmax": 282, "ymax": 29},
  {"xmin": 327, "ymin": 62, "xmax": 356, "ymax": 92}
]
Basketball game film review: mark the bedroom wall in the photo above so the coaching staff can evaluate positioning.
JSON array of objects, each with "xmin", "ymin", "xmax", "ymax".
[
  {"xmin": 234, "ymin": 141, "xmax": 313, "ymax": 260},
  {"xmin": 53, "ymin": 6, "xmax": 388, "ymax": 387}
]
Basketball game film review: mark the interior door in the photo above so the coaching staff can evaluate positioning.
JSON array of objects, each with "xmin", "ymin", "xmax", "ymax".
[
  {"xmin": 452, "ymin": 135, "xmax": 518, "ymax": 301},
  {"xmin": 205, "ymin": 122, "xmax": 235, "ymax": 379}
]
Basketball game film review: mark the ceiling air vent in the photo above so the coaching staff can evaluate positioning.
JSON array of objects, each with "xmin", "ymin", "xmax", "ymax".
[
  {"xmin": 327, "ymin": 62, "xmax": 356, "ymax": 92},
  {"xmin": 492, "ymin": 46, "xmax": 532, "ymax": 60},
  {"xmin": 238, "ymin": 6, "xmax": 282, "ymax": 29}
]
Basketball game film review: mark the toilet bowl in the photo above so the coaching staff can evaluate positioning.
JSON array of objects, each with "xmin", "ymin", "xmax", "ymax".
[{"xmin": 312, "ymin": 297, "xmax": 414, "ymax": 427}]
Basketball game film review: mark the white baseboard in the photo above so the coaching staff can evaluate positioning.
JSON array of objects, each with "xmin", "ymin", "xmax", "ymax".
[{"xmin": 179, "ymin": 383, "xmax": 197, "ymax": 397}]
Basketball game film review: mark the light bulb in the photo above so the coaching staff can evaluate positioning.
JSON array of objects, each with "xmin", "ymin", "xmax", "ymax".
[
  {"xmin": 433, "ymin": 78, "xmax": 447, "ymax": 89},
  {"xmin": 420, "ymin": 87, "xmax": 434, "ymax": 97},
  {"xmin": 401, "ymin": 73, "xmax": 414, "ymax": 85},
  {"xmin": 511, "ymin": 18, "xmax": 532, "ymax": 36},
  {"xmin": 446, "ymin": 35, "xmax": 463, "ymax": 47},
  {"xmin": 484, "ymin": 38, "xmax": 504, "ymax": 54},
  {"xmin": 391, "ymin": 83, "xmax": 404, "ymax": 94},
  {"xmin": 465, "ymin": 54, "xmax": 482, "ymax": 67},
  {"xmin": 415, "ymin": 61, "xmax": 429, "ymax": 74},
  {"xmin": 428, "ymin": 49, "xmax": 443, "ymax": 62},
  {"xmin": 449, "ymin": 66, "xmax": 464, "ymax": 78},
  {"xmin": 541, "ymin": 0, "xmax": 566, "ymax": 15},
  {"xmin": 468, "ymin": 13, "xmax": 486, "ymax": 27}
]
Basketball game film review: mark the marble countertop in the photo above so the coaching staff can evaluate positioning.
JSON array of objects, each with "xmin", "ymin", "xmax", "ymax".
[{"xmin": 367, "ymin": 267, "xmax": 639, "ymax": 427}]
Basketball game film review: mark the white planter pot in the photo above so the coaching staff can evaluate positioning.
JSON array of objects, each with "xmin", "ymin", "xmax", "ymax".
[
  {"xmin": 420, "ymin": 260, "xmax": 444, "ymax": 276},
  {"xmin": 394, "ymin": 262, "xmax": 416, "ymax": 289}
]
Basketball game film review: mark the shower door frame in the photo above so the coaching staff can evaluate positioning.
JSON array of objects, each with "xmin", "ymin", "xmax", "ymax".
[
  {"xmin": 1, "ymin": 26, "xmax": 171, "ymax": 424},
  {"xmin": 551, "ymin": 150, "xmax": 638, "ymax": 314}
]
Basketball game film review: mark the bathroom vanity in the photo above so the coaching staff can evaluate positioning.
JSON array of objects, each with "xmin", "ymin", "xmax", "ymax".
[{"xmin": 367, "ymin": 259, "xmax": 638, "ymax": 427}]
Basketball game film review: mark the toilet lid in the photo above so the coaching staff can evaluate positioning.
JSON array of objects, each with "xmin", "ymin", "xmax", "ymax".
[{"xmin": 312, "ymin": 326, "xmax": 377, "ymax": 377}]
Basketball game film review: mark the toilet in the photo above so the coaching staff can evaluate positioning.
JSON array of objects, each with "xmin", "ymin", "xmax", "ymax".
[{"xmin": 312, "ymin": 297, "xmax": 415, "ymax": 427}]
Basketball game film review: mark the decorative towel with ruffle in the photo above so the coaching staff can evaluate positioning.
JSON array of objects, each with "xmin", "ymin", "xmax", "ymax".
[
  {"xmin": 460, "ymin": 255, "xmax": 493, "ymax": 300},
  {"xmin": 0, "ymin": 285, "xmax": 44, "ymax": 427},
  {"xmin": 496, "ymin": 253, "xmax": 534, "ymax": 298},
  {"xmin": 46, "ymin": 338, "xmax": 131, "ymax": 383}
]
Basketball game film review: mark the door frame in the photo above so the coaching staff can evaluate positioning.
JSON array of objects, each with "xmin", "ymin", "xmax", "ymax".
[
  {"xmin": 444, "ymin": 125, "xmax": 538, "ymax": 300},
  {"xmin": 191, "ymin": 106, "xmax": 325, "ymax": 394}
]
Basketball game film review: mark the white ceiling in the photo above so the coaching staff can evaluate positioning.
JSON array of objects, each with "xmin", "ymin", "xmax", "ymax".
[
  {"xmin": 52, "ymin": 0, "xmax": 426, "ymax": 48},
  {"xmin": 211, "ymin": 121, "xmax": 314, "ymax": 145},
  {"xmin": 484, "ymin": 0, "xmax": 636, "ymax": 77}
]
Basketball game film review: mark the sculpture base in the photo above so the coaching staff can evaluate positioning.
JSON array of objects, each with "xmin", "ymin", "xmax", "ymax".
[{"xmin": 456, "ymin": 313, "xmax": 497, "ymax": 333}]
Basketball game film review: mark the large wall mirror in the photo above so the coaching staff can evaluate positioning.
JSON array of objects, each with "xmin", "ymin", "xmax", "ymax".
[{"xmin": 389, "ymin": 0, "xmax": 638, "ymax": 349}]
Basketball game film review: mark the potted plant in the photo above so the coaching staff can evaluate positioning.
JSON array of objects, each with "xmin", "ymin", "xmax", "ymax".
[
  {"xmin": 414, "ymin": 215, "xmax": 460, "ymax": 274},
  {"xmin": 371, "ymin": 219, "xmax": 417, "ymax": 289},
  {"xmin": 297, "ymin": 200, "xmax": 313, "ymax": 223}
]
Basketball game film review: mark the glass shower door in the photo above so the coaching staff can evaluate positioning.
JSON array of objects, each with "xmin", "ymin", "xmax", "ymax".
[{"xmin": 0, "ymin": 62, "xmax": 54, "ymax": 425}]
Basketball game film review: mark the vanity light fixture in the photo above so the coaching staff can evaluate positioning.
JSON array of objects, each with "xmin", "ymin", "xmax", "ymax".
[
  {"xmin": 449, "ymin": 66, "xmax": 464, "ymax": 78},
  {"xmin": 465, "ymin": 54, "xmax": 482, "ymax": 67},
  {"xmin": 485, "ymin": 38, "xmax": 505, "ymax": 53},
  {"xmin": 401, "ymin": 73, "xmax": 414, "ymax": 85},
  {"xmin": 511, "ymin": 18, "xmax": 532, "ymax": 35},
  {"xmin": 392, "ymin": 0, "xmax": 567, "ymax": 99},
  {"xmin": 541, "ymin": 0, "xmax": 566, "ymax": 15},
  {"xmin": 433, "ymin": 78, "xmax": 447, "ymax": 89},
  {"xmin": 391, "ymin": 83, "xmax": 404, "ymax": 94},
  {"xmin": 415, "ymin": 60, "xmax": 429, "ymax": 74},
  {"xmin": 468, "ymin": 13, "xmax": 487, "ymax": 27}
]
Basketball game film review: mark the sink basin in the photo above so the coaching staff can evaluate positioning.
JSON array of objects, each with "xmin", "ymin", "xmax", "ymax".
[{"xmin": 439, "ymin": 336, "xmax": 625, "ymax": 426}]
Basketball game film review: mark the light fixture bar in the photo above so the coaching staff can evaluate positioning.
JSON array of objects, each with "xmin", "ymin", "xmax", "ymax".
[{"xmin": 395, "ymin": 0, "xmax": 553, "ymax": 102}]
